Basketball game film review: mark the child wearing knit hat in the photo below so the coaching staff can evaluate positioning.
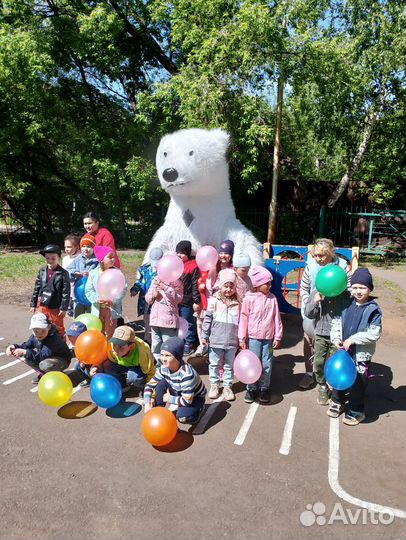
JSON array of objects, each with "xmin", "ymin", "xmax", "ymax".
[
  {"xmin": 238, "ymin": 266, "xmax": 283, "ymax": 404},
  {"xmin": 328, "ymin": 267, "xmax": 382, "ymax": 425}
]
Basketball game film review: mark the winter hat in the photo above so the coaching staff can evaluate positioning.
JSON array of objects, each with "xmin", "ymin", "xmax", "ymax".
[
  {"xmin": 94, "ymin": 245, "xmax": 114, "ymax": 263},
  {"xmin": 80, "ymin": 234, "xmax": 96, "ymax": 249},
  {"xmin": 149, "ymin": 247, "xmax": 164, "ymax": 266},
  {"xmin": 66, "ymin": 321, "xmax": 87, "ymax": 337},
  {"xmin": 233, "ymin": 253, "xmax": 251, "ymax": 268},
  {"xmin": 218, "ymin": 268, "xmax": 237, "ymax": 287},
  {"xmin": 219, "ymin": 240, "xmax": 234, "ymax": 256},
  {"xmin": 39, "ymin": 244, "xmax": 61, "ymax": 257},
  {"xmin": 351, "ymin": 268, "xmax": 374, "ymax": 291},
  {"xmin": 29, "ymin": 312, "xmax": 50, "ymax": 329},
  {"xmin": 250, "ymin": 266, "xmax": 273, "ymax": 288},
  {"xmin": 176, "ymin": 240, "xmax": 192, "ymax": 258},
  {"xmin": 161, "ymin": 336, "xmax": 185, "ymax": 363}
]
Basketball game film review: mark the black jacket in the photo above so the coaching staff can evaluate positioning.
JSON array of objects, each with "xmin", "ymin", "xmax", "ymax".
[
  {"xmin": 180, "ymin": 259, "xmax": 201, "ymax": 307},
  {"xmin": 31, "ymin": 265, "xmax": 70, "ymax": 311},
  {"xmin": 15, "ymin": 324, "xmax": 71, "ymax": 365}
]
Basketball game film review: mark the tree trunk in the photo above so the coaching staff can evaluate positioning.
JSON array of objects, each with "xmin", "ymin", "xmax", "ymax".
[{"xmin": 327, "ymin": 108, "xmax": 379, "ymax": 208}]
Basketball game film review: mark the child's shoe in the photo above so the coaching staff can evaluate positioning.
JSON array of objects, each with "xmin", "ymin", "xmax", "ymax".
[
  {"xmin": 208, "ymin": 383, "xmax": 220, "ymax": 399},
  {"xmin": 317, "ymin": 384, "xmax": 330, "ymax": 405},
  {"xmin": 223, "ymin": 386, "xmax": 235, "ymax": 401},
  {"xmin": 326, "ymin": 400, "xmax": 344, "ymax": 418},
  {"xmin": 79, "ymin": 378, "xmax": 90, "ymax": 387},
  {"xmin": 299, "ymin": 373, "xmax": 315, "ymax": 390},
  {"xmin": 259, "ymin": 389, "xmax": 271, "ymax": 404},
  {"xmin": 183, "ymin": 344, "xmax": 193, "ymax": 358},
  {"xmin": 342, "ymin": 410, "xmax": 366, "ymax": 426},
  {"xmin": 32, "ymin": 374, "xmax": 42, "ymax": 385},
  {"xmin": 244, "ymin": 389, "xmax": 257, "ymax": 403}
]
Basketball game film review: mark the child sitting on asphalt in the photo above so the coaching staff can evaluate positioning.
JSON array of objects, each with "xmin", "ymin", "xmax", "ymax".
[
  {"xmin": 30, "ymin": 244, "xmax": 71, "ymax": 340},
  {"xmin": 328, "ymin": 268, "xmax": 382, "ymax": 425},
  {"xmin": 143, "ymin": 337, "xmax": 207, "ymax": 424},
  {"xmin": 238, "ymin": 266, "xmax": 283, "ymax": 404},
  {"xmin": 202, "ymin": 268, "xmax": 241, "ymax": 402},
  {"xmin": 100, "ymin": 325, "xmax": 156, "ymax": 391},
  {"xmin": 67, "ymin": 234, "xmax": 99, "ymax": 318},
  {"xmin": 6, "ymin": 312, "xmax": 71, "ymax": 384}
]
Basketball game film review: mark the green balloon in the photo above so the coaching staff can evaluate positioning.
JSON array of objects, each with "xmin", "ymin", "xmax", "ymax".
[
  {"xmin": 75, "ymin": 313, "xmax": 103, "ymax": 332},
  {"xmin": 315, "ymin": 264, "xmax": 347, "ymax": 297}
]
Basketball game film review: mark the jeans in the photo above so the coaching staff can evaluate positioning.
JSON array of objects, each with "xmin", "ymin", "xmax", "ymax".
[
  {"xmin": 75, "ymin": 361, "xmax": 91, "ymax": 378},
  {"xmin": 314, "ymin": 335, "xmax": 337, "ymax": 385},
  {"xmin": 247, "ymin": 338, "xmax": 273, "ymax": 391},
  {"xmin": 209, "ymin": 347, "xmax": 236, "ymax": 387},
  {"xmin": 331, "ymin": 361, "xmax": 370, "ymax": 413},
  {"xmin": 25, "ymin": 356, "xmax": 70, "ymax": 374},
  {"xmin": 155, "ymin": 379, "xmax": 205, "ymax": 423},
  {"xmin": 150, "ymin": 326, "xmax": 178, "ymax": 364},
  {"xmin": 102, "ymin": 359, "xmax": 147, "ymax": 388},
  {"xmin": 179, "ymin": 305, "xmax": 197, "ymax": 348}
]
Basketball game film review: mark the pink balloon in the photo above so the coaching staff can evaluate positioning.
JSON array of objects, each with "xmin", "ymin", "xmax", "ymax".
[
  {"xmin": 96, "ymin": 269, "xmax": 126, "ymax": 302},
  {"xmin": 178, "ymin": 317, "xmax": 189, "ymax": 340},
  {"xmin": 234, "ymin": 350, "xmax": 262, "ymax": 384},
  {"xmin": 196, "ymin": 245, "xmax": 218, "ymax": 271},
  {"xmin": 157, "ymin": 254, "xmax": 184, "ymax": 284}
]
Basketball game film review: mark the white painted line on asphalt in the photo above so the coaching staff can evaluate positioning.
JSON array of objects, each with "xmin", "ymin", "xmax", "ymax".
[
  {"xmin": 329, "ymin": 417, "xmax": 406, "ymax": 519},
  {"xmin": 3, "ymin": 369, "xmax": 35, "ymax": 385},
  {"xmin": 279, "ymin": 405, "xmax": 297, "ymax": 455},
  {"xmin": 0, "ymin": 359, "xmax": 20, "ymax": 371},
  {"xmin": 0, "ymin": 337, "xmax": 4, "ymax": 341},
  {"xmin": 0, "ymin": 351, "xmax": 6, "ymax": 355},
  {"xmin": 193, "ymin": 396, "xmax": 225, "ymax": 435},
  {"xmin": 234, "ymin": 402, "xmax": 259, "ymax": 446}
]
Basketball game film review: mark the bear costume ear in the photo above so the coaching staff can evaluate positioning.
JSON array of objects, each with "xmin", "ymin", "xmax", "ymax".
[{"xmin": 210, "ymin": 129, "xmax": 230, "ymax": 155}]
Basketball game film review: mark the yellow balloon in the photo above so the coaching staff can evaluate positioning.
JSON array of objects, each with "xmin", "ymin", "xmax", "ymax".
[{"xmin": 38, "ymin": 372, "xmax": 73, "ymax": 407}]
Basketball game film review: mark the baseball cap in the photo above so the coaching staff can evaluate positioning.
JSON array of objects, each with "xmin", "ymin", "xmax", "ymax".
[
  {"xmin": 66, "ymin": 321, "xmax": 87, "ymax": 337},
  {"xmin": 29, "ymin": 313, "xmax": 50, "ymax": 329},
  {"xmin": 109, "ymin": 325, "xmax": 136, "ymax": 346}
]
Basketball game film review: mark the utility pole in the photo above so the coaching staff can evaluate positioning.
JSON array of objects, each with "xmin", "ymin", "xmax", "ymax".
[{"xmin": 267, "ymin": 16, "xmax": 286, "ymax": 245}]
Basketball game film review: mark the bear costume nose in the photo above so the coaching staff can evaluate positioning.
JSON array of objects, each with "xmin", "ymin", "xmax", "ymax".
[{"xmin": 162, "ymin": 168, "xmax": 178, "ymax": 183}]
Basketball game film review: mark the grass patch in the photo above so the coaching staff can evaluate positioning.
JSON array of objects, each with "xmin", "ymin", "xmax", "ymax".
[{"xmin": 0, "ymin": 253, "xmax": 43, "ymax": 281}]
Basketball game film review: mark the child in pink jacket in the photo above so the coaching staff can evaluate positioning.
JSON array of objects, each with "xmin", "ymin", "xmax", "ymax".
[
  {"xmin": 145, "ymin": 276, "xmax": 184, "ymax": 365},
  {"xmin": 238, "ymin": 266, "xmax": 283, "ymax": 404}
]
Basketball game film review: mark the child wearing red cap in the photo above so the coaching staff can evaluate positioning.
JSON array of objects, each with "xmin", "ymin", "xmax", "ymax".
[{"xmin": 238, "ymin": 266, "xmax": 283, "ymax": 404}]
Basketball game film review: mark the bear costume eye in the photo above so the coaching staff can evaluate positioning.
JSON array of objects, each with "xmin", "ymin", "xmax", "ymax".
[
  {"xmin": 189, "ymin": 150, "xmax": 194, "ymax": 156},
  {"xmin": 163, "ymin": 151, "xmax": 167, "ymax": 157}
]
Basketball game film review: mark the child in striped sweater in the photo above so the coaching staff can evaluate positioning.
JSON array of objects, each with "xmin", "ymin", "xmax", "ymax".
[{"xmin": 143, "ymin": 337, "xmax": 207, "ymax": 424}]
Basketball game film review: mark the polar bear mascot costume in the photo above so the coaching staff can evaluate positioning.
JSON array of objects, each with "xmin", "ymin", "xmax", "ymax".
[{"xmin": 144, "ymin": 128, "xmax": 263, "ymax": 266}]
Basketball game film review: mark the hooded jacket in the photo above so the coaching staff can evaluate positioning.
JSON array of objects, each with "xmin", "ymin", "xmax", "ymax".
[
  {"xmin": 14, "ymin": 324, "xmax": 71, "ymax": 365},
  {"xmin": 145, "ymin": 277, "xmax": 183, "ymax": 329},
  {"xmin": 238, "ymin": 291, "xmax": 283, "ymax": 342},
  {"xmin": 201, "ymin": 293, "xmax": 240, "ymax": 349}
]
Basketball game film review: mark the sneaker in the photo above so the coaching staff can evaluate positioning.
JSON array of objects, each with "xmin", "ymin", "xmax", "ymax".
[
  {"xmin": 342, "ymin": 410, "xmax": 366, "ymax": 426},
  {"xmin": 183, "ymin": 345, "xmax": 193, "ymax": 358},
  {"xmin": 208, "ymin": 383, "xmax": 220, "ymax": 399},
  {"xmin": 327, "ymin": 401, "xmax": 344, "ymax": 418},
  {"xmin": 299, "ymin": 373, "xmax": 315, "ymax": 390},
  {"xmin": 259, "ymin": 389, "xmax": 271, "ymax": 404},
  {"xmin": 191, "ymin": 344, "xmax": 208, "ymax": 357},
  {"xmin": 32, "ymin": 374, "xmax": 42, "ymax": 385},
  {"xmin": 79, "ymin": 378, "xmax": 90, "ymax": 387},
  {"xmin": 317, "ymin": 384, "xmax": 330, "ymax": 405},
  {"xmin": 244, "ymin": 389, "xmax": 257, "ymax": 403},
  {"xmin": 223, "ymin": 386, "xmax": 235, "ymax": 401}
]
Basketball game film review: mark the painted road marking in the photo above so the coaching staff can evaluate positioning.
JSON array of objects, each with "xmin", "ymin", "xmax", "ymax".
[
  {"xmin": 31, "ymin": 384, "xmax": 83, "ymax": 394},
  {"xmin": 234, "ymin": 402, "xmax": 259, "ymax": 446},
  {"xmin": 193, "ymin": 395, "xmax": 225, "ymax": 435},
  {"xmin": 3, "ymin": 370, "xmax": 35, "ymax": 385},
  {"xmin": 279, "ymin": 405, "xmax": 297, "ymax": 455},
  {"xmin": 0, "ymin": 337, "xmax": 4, "ymax": 341},
  {"xmin": 0, "ymin": 359, "xmax": 20, "ymax": 371},
  {"xmin": 329, "ymin": 417, "xmax": 406, "ymax": 519}
]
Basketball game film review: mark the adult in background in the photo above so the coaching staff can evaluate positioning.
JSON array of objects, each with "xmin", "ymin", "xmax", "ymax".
[{"xmin": 82, "ymin": 211, "xmax": 121, "ymax": 269}]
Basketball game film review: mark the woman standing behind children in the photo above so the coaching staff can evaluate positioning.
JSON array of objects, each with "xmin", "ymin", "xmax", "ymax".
[
  {"xmin": 145, "ymin": 272, "xmax": 183, "ymax": 365},
  {"xmin": 238, "ymin": 266, "xmax": 283, "ymax": 404},
  {"xmin": 85, "ymin": 246, "xmax": 127, "ymax": 339},
  {"xmin": 201, "ymin": 269, "xmax": 241, "ymax": 401},
  {"xmin": 328, "ymin": 268, "xmax": 382, "ymax": 425}
]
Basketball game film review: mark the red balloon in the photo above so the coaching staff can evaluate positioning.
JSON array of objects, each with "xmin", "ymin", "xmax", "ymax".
[
  {"xmin": 141, "ymin": 407, "xmax": 178, "ymax": 446},
  {"xmin": 74, "ymin": 330, "xmax": 108, "ymax": 365}
]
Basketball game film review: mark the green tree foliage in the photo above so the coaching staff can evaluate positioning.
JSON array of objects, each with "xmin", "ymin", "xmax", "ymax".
[{"xmin": 0, "ymin": 0, "xmax": 404, "ymax": 245}]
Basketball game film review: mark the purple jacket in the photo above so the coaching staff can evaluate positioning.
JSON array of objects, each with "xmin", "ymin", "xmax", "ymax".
[{"xmin": 146, "ymin": 277, "xmax": 183, "ymax": 329}]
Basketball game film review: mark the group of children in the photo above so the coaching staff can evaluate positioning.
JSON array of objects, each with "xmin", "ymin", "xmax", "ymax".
[{"xmin": 5, "ymin": 233, "xmax": 382, "ymax": 427}]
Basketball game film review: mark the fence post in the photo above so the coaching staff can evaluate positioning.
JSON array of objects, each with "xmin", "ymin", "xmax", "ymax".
[{"xmin": 319, "ymin": 206, "xmax": 326, "ymax": 237}]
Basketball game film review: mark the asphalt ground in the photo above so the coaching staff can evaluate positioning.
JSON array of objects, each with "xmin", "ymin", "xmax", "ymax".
[{"xmin": 0, "ymin": 267, "xmax": 405, "ymax": 540}]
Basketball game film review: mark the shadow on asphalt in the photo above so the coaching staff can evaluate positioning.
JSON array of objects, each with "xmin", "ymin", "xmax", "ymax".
[
  {"xmin": 57, "ymin": 401, "xmax": 98, "ymax": 419},
  {"xmin": 363, "ymin": 362, "xmax": 406, "ymax": 423},
  {"xmin": 272, "ymin": 354, "xmax": 304, "ymax": 396},
  {"xmin": 152, "ymin": 430, "xmax": 194, "ymax": 452},
  {"xmin": 106, "ymin": 402, "xmax": 142, "ymax": 418},
  {"xmin": 281, "ymin": 313, "xmax": 304, "ymax": 349}
]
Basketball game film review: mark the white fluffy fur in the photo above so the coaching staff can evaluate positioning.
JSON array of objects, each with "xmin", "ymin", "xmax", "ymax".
[{"xmin": 144, "ymin": 128, "xmax": 263, "ymax": 266}]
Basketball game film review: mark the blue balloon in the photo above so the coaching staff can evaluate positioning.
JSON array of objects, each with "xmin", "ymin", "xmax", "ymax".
[
  {"xmin": 90, "ymin": 374, "xmax": 122, "ymax": 409},
  {"xmin": 74, "ymin": 277, "xmax": 91, "ymax": 306},
  {"xmin": 324, "ymin": 349, "xmax": 357, "ymax": 391}
]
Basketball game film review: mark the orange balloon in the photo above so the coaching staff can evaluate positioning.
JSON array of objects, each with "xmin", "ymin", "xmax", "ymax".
[
  {"xmin": 141, "ymin": 407, "xmax": 178, "ymax": 447},
  {"xmin": 74, "ymin": 330, "xmax": 108, "ymax": 365}
]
